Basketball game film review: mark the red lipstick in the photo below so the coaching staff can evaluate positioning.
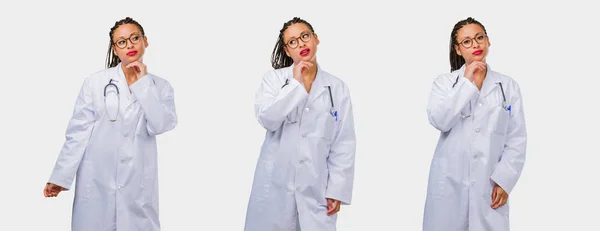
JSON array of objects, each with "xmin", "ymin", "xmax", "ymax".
[
  {"xmin": 126, "ymin": 50, "xmax": 138, "ymax": 56},
  {"xmin": 300, "ymin": 48, "xmax": 310, "ymax": 56}
]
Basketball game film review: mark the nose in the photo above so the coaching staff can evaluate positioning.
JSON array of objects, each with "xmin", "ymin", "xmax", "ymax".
[
  {"xmin": 126, "ymin": 40, "xmax": 134, "ymax": 49},
  {"xmin": 298, "ymin": 39, "xmax": 307, "ymax": 48}
]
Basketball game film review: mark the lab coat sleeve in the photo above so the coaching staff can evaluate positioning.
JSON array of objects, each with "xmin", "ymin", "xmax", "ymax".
[
  {"xmin": 490, "ymin": 82, "xmax": 527, "ymax": 194},
  {"xmin": 427, "ymin": 75, "xmax": 480, "ymax": 132},
  {"xmin": 130, "ymin": 74, "xmax": 178, "ymax": 136},
  {"xmin": 48, "ymin": 77, "xmax": 95, "ymax": 190},
  {"xmin": 325, "ymin": 84, "xmax": 356, "ymax": 205},
  {"xmin": 254, "ymin": 71, "xmax": 308, "ymax": 132}
]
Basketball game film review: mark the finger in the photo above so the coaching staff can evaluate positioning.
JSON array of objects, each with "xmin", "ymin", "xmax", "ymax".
[
  {"xmin": 478, "ymin": 63, "xmax": 487, "ymax": 71},
  {"xmin": 478, "ymin": 62, "xmax": 487, "ymax": 69},
  {"xmin": 491, "ymin": 189, "xmax": 500, "ymax": 208},
  {"xmin": 126, "ymin": 62, "xmax": 140, "ymax": 69},
  {"xmin": 492, "ymin": 195, "xmax": 502, "ymax": 209},
  {"xmin": 495, "ymin": 195, "xmax": 503, "ymax": 208},
  {"xmin": 475, "ymin": 63, "xmax": 485, "ymax": 71},
  {"xmin": 329, "ymin": 201, "xmax": 340, "ymax": 215},
  {"xmin": 473, "ymin": 60, "xmax": 485, "ymax": 66},
  {"xmin": 327, "ymin": 199, "xmax": 335, "ymax": 214},
  {"xmin": 301, "ymin": 62, "xmax": 312, "ymax": 68}
]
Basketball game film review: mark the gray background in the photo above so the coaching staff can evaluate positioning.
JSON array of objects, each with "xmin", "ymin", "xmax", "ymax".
[{"xmin": 0, "ymin": 0, "xmax": 598, "ymax": 230}]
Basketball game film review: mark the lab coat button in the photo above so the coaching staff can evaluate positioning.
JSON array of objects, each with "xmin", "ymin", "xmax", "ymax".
[
  {"xmin": 478, "ymin": 103, "xmax": 483, "ymax": 107},
  {"xmin": 304, "ymin": 108, "xmax": 310, "ymax": 112},
  {"xmin": 473, "ymin": 155, "xmax": 478, "ymax": 159},
  {"xmin": 299, "ymin": 160, "xmax": 304, "ymax": 164},
  {"xmin": 302, "ymin": 134, "xmax": 307, "ymax": 138},
  {"xmin": 124, "ymin": 133, "xmax": 129, "ymax": 138},
  {"xmin": 475, "ymin": 128, "xmax": 480, "ymax": 133}
]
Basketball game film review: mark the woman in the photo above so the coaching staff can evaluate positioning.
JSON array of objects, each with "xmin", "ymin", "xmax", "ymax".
[
  {"xmin": 245, "ymin": 17, "xmax": 356, "ymax": 231},
  {"xmin": 43, "ymin": 17, "xmax": 177, "ymax": 231},
  {"xmin": 424, "ymin": 17, "xmax": 527, "ymax": 231}
]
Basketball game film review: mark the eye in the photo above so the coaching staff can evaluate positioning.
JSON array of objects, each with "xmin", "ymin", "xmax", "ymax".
[
  {"xmin": 131, "ymin": 35, "xmax": 140, "ymax": 41},
  {"xmin": 476, "ymin": 35, "xmax": 485, "ymax": 41},
  {"xmin": 462, "ymin": 39, "xmax": 472, "ymax": 46},
  {"xmin": 117, "ymin": 40, "xmax": 126, "ymax": 46},
  {"xmin": 288, "ymin": 40, "xmax": 297, "ymax": 46},
  {"xmin": 301, "ymin": 33, "xmax": 310, "ymax": 39}
]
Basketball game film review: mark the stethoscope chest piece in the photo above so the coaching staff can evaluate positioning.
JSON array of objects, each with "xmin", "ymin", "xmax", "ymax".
[{"xmin": 326, "ymin": 86, "xmax": 338, "ymax": 121}]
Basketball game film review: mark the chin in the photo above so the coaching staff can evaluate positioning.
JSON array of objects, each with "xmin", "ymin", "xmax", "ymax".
[
  {"xmin": 302, "ymin": 54, "xmax": 315, "ymax": 62},
  {"xmin": 121, "ymin": 56, "xmax": 139, "ymax": 64},
  {"xmin": 470, "ymin": 56, "xmax": 486, "ymax": 62}
]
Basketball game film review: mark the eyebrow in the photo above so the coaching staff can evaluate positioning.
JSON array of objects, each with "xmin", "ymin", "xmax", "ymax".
[
  {"xmin": 115, "ymin": 32, "xmax": 141, "ymax": 39},
  {"xmin": 287, "ymin": 30, "xmax": 310, "ymax": 41},
  {"xmin": 461, "ymin": 32, "xmax": 485, "ymax": 40}
]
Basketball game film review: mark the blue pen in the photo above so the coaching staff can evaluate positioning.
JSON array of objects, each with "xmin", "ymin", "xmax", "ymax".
[
  {"xmin": 334, "ymin": 111, "xmax": 338, "ymax": 121},
  {"xmin": 507, "ymin": 105, "xmax": 511, "ymax": 116}
]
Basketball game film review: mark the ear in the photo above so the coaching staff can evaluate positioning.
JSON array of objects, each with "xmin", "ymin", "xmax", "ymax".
[
  {"xmin": 284, "ymin": 46, "xmax": 291, "ymax": 57},
  {"xmin": 314, "ymin": 33, "xmax": 320, "ymax": 45},
  {"xmin": 454, "ymin": 44, "xmax": 462, "ymax": 57},
  {"xmin": 143, "ymin": 36, "xmax": 149, "ymax": 48}
]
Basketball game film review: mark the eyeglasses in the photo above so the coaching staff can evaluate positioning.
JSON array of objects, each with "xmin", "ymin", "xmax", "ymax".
[
  {"xmin": 113, "ymin": 33, "xmax": 144, "ymax": 49},
  {"xmin": 457, "ymin": 33, "xmax": 487, "ymax": 48},
  {"xmin": 285, "ymin": 31, "xmax": 313, "ymax": 49}
]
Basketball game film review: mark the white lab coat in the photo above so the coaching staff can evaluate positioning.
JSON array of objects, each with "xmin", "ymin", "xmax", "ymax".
[
  {"xmin": 245, "ymin": 64, "xmax": 356, "ymax": 231},
  {"xmin": 48, "ymin": 63, "xmax": 177, "ymax": 231},
  {"xmin": 424, "ymin": 64, "xmax": 527, "ymax": 231}
]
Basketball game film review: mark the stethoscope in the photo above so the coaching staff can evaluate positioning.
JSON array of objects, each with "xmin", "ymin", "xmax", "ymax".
[
  {"xmin": 104, "ymin": 79, "xmax": 120, "ymax": 122},
  {"xmin": 452, "ymin": 75, "xmax": 510, "ymax": 119},
  {"xmin": 326, "ymin": 86, "xmax": 338, "ymax": 120},
  {"xmin": 281, "ymin": 79, "xmax": 338, "ymax": 122}
]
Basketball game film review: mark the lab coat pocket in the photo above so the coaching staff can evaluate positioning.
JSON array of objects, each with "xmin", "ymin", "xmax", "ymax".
[
  {"xmin": 482, "ymin": 191, "xmax": 510, "ymax": 221},
  {"xmin": 76, "ymin": 160, "xmax": 94, "ymax": 202},
  {"xmin": 426, "ymin": 158, "xmax": 447, "ymax": 196},
  {"xmin": 317, "ymin": 168, "xmax": 329, "ymax": 206},
  {"xmin": 490, "ymin": 106, "xmax": 510, "ymax": 136},
  {"xmin": 315, "ymin": 112, "xmax": 336, "ymax": 142}
]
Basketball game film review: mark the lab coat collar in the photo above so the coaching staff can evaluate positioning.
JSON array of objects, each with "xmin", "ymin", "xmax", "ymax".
[
  {"xmin": 308, "ymin": 64, "xmax": 331, "ymax": 103},
  {"xmin": 458, "ymin": 63, "xmax": 499, "ymax": 99},
  {"xmin": 110, "ymin": 63, "xmax": 135, "ymax": 108}
]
